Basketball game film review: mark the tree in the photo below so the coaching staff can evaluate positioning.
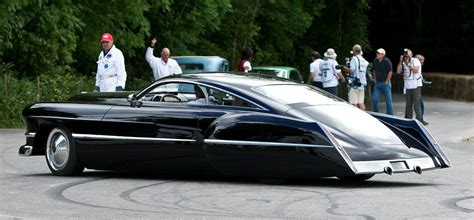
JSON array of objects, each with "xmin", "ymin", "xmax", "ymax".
[
  {"xmin": 0, "ymin": 0, "xmax": 84, "ymax": 77},
  {"xmin": 73, "ymin": 0, "xmax": 150, "ymax": 78}
]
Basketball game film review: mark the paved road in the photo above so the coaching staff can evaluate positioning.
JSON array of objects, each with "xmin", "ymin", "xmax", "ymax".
[{"xmin": 1, "ymin": 95, "xmax": 473, "ymax": 219}]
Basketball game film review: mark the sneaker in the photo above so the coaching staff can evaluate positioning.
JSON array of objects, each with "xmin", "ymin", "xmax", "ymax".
[{"xmin": 421, "ymin": 121, "xmax": 429, "ymax": 126}]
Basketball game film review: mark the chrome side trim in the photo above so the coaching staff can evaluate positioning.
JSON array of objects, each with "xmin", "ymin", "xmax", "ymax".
[
  {"xmin": 25, "ymin": 132, "xmax": 36, "ymax": 138},
  {"xmin": 353, "ymin": 157, "xmax": 436, "ymax": 174},
  {"xmin": 28, "ymin": 116, "xmax": 102, "ymax": 121},
  {"xmin": 415, "ymin": 120, "xmax": 451, "ymax": 167},
  {"xmin": 19, "ymin": 145, "xmax": 33, "ymax": 156},
  {"xmin": 319, "ymin": 124, "xmax": 358, "ymax": 174},
  {"xmin": 72, "ymin": 134, "xmax": 197, "ymax": 143},
  {"xmin": 203, "ymin": 139, "xmax": 333, "ymax": 148}
]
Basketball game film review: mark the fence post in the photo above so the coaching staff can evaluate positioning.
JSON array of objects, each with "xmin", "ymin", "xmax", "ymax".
[{"xmin": 36, "ymin": 76, "xmax": 40, "ymax": 102}]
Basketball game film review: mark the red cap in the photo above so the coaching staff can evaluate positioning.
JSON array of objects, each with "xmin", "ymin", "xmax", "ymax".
[{"xmin": 99, "ymin": 33, "xmax": 113, "ymax": 42}]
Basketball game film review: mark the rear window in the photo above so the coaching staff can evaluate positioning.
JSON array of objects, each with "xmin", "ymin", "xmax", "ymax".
[{"xmin": 252, "ymin": 84, "xmax": 344, "ymax": 106}]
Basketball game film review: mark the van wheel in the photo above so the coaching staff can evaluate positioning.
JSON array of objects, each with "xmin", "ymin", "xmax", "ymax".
[{"xmin": 45, "ymin": 128, "xmax": 84, "ymax": 176}]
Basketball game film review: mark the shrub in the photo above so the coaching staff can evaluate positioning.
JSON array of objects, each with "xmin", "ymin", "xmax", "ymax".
[{"xmin": 0, "ymin": 65, "xmax": 155, "ymax": 128}]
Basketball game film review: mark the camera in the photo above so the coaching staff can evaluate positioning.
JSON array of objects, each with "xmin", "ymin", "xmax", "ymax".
[
  {"xmin": 402, "ymin": 48, "xmax": 410, "ymax": 62},
  {"xmin": 335, "ymin": 57, "xmax": 351, "ymax": 70},
  {"xmin": 347, "ymin": 76, "xmax": 362, "ymax": 88}
]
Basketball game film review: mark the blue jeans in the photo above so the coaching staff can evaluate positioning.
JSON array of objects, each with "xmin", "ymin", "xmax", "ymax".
[
  {"xmin": 372, "ymin": 82, "xmax": 393, "ymax": 115},
  {"xmin": 420, "ymin": 96, "xmax": 424, "ymax": 117}
]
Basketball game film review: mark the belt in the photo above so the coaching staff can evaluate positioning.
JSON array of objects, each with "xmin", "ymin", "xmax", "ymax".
[{"xmin": 99, "ymin": 74, "xmax": 117, "ymax": 80}]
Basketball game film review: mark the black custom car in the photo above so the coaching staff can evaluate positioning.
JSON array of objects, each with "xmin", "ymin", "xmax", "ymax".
[{"xmin": 19, "ymin": 73, "xmax": 450, "ymax": 181}]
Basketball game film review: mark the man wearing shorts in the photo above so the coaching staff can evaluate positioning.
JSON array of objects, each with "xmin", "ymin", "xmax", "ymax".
[{"xmin": 345, "ymin": 45, "xmax": 368, "ymax": 110}]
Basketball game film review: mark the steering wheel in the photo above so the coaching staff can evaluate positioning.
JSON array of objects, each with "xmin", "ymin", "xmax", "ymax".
[{"xmin": 159, "ymin": 94, "xmax": 182, "ymax": 102}]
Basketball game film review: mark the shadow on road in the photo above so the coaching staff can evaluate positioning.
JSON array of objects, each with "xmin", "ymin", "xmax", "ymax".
[{"xmin": 21, "ymin": 170, "xmax": 437, "ymax": 188}]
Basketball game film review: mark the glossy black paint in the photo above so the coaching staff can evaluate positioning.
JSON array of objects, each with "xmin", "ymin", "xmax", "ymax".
[{"xmin": 20, "ymin": 73, "xmax": 448, "ymax": 178}]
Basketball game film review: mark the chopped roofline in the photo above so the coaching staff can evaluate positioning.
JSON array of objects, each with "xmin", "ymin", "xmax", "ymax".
[{"xmin": 164, "ymin": 72, "xmax": 299, "ymax": 89}]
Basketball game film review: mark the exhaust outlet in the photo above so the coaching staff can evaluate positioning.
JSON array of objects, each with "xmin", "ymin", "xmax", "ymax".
[
  {"xmin": 384, "ymin": 166, "xmax": 393, "ymax": 175},
  {"xmin": 413, "ymin": 166, "xmax": 422, "ymax": 174}
]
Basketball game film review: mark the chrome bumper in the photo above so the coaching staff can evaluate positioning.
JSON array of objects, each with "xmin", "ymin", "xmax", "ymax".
[
  {"xmin": 353, "ymin": 157, "xmax": 438, "ymax": 175},
  {"xmin": 19, "ymin": 145, "xmax": 34, "ymax": 156},
  {"xmin": 19, "ymin": 132, "xmax": 36, "ymax": 156}
]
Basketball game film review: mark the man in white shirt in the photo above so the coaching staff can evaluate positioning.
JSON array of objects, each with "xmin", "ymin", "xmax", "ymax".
[
  {"xmin": 307, "ymin": 51, "xmax": 323, "ymax": 89},
  {"xmin": 397, "ymin": 48, "xmax": 427, "ymax": 125},
  {"xmin": 344, "ymin": 44, "xmax": 368, "ymax": 110},
  {"xmin": 94, "ymin": 33, "xmax": 127, "ymax": 92},
  {"xmin": 146, "ymin": 37, "xmax": 182, "ymax": 81},
  {"xmin": 319, "ymin": 48, "xmax": 345, "ymax": 96}
]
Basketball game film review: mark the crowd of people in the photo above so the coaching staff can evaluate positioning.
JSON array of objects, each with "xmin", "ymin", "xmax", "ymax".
[
  {"xmin": 308, "ymin": 45, "xmax": 429, "ymax": 125},
  {"xmin": 93, "ymin": 32, "xmax": 429, "ymax": 125}
]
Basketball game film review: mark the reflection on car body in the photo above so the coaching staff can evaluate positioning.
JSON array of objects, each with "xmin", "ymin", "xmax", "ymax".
[{"xmin": 252, "ymin": 66, "xmax": 304, "ymax": 83}]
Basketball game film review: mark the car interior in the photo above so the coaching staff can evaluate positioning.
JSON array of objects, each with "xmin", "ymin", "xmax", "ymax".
[{"xmin": 139, "ymin": 82, "xmax": 257, "ymax": 108}]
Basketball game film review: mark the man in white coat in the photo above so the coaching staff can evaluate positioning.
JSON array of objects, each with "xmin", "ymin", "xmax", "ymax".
[
  {"xmin": 94, "ymin": 33, "xmax": 127, "ymax": 92},
  {"xmin": 146, "ymin": 37, "xmax": 182, "ymax": 81}
]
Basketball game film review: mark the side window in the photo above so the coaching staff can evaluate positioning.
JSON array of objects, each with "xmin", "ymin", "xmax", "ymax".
[
  {"xmin": 139, "ymin": 82, "xmax": 201, "ymax": 103},
  {"xmin": 220, "ymin": 61, "xmax": 229, "ymax": 71},
  {"xmin": 204, "ymin": 87, "xmax": 258, "ymax": 109}
]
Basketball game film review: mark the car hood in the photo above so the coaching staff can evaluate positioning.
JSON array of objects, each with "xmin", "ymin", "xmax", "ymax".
[
  {"xmin": 287, "ymin": 105, "xmax": 429, "ymax": 161},
  {"xmin": 69, "ymin": 91, "xmax": 136, "ymax": 105}
]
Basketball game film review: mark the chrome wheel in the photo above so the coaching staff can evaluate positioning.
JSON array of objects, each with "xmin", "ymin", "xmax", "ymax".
[{"xmin": 46, "ymin": 128, "xmax": 70, "ymax": 171}]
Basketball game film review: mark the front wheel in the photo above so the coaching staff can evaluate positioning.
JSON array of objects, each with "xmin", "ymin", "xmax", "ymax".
[
  {"xmin": 337, "ymin": 174, "xmax": 375, "ymax": 182},
  {"xmin": 45, "ymin": 128, "xmax": 84, "ymax": 176}
]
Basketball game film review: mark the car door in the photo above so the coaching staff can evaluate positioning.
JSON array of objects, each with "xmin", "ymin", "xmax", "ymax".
[{"xmin": 80, "ymin": 82, "xmax": 209, "ymax": 173}]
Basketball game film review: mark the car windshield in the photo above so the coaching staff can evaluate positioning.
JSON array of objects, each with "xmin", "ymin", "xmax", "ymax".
[
  {"xmin": 252, "ymin": 84, "xmax": 344, "ymax": 106},
  {"xmin": 252, "ymin": 69, "xmax": 281, "ymax": 77}
]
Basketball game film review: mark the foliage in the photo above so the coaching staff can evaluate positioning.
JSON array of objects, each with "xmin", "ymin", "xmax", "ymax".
[
  {"xmin": 0, "ymin": 63, "xmax": 151, "ymax": 128},
  {"xmin": 0, "ymin": 0, "xmax": 84, "ymax": 78},
  {"xmin": 73, "ymin": 0, "xmax": 151, "ymax": 78},
  {"xmin": 0, "ymin": 0, "xmax": 376, "ymax": 127},
  {"xmin": 0, "ymin": 0, "xmax": 371, "ymax": 78}
]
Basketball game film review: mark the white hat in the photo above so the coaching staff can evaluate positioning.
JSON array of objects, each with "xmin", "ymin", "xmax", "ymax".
[
  {"xmin": 324, "ymin": 48, "xmax": 337, "ymax": 59},
  {"xmin": 376, "ymin": 48, "xmax": 386, "ymax": 55}
]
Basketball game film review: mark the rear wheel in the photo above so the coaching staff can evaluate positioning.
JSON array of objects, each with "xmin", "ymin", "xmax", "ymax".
[
  {"xmin": 337, "ymin": 174, "xmax": 375, "ymax": 181},
  {"xmin": 45, "ymin": 128, "xmax": 84, "ymax": 176}
]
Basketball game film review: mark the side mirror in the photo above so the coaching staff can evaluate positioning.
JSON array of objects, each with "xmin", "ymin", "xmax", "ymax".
[
  {"xmin": 127, "ymin": 93, "xmax": 135, "ymax": 102},
  {"xmin": 127, "ymin": 93, "xmax": 142, "ymax": 107}
]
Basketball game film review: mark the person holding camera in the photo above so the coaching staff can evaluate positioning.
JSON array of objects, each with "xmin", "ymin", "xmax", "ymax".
[
  {"xmin": 343, "ymin": 44, "xmax": 368, "ymax": 110},
  {"xmin": 397, "ymin": 49, "xmax": 428, "ymax": 125},
  {"xmin": 307, "ymin": 51, "xmax": 323, "ymax": 89},
  {"xmin": 319, "ymin": 48, "xmax": 345, "ymax": 96},
  {"xmin": 371, "ymin": 48, "xmax": 394, "ymax": 115}
]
